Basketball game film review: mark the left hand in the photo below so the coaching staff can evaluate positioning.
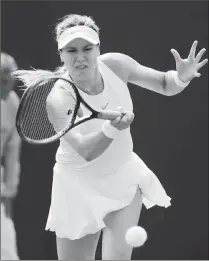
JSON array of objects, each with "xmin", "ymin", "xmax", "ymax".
[{"xmin": 171, "ymin": 40, "xmax": 208, "ymax": 82}]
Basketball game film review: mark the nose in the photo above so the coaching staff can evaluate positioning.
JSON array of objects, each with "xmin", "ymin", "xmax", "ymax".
[{"xmin": 76, "ymin": 51, "xmax": 85, "ymax": 62}]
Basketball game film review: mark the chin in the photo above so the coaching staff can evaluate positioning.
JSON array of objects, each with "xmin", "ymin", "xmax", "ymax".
[{"xmin": 75, "ymin": 69, "xmax": 90, "ymax": 78}]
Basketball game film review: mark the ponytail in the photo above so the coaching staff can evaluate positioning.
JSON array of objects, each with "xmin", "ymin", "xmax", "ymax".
[{"xmin": 12, "ymin": 65, "xmax": 67, "ymax": 89}]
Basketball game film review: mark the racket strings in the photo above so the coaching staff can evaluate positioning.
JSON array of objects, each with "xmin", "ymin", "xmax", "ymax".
[
  {"xmin": 17, "ymin": 77, "xmax": 99, "ymax": 144},
  {"xmin": 20, "ymin": 81, "xmax": 57, "ymax": 140},
  {"xmin": 22, "ymin": 91, "xmax": 39, "ymax": 138},
  {"xmin": 38, "ymin": 84, "xmax": 53, "ymax": 139}
]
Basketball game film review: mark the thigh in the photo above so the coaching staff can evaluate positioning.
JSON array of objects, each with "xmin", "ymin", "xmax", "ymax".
[
  {"xmin": 56, "ymin": 230, "xmax": 101, "ymax": 260},
  {"xmin": 102, "ymin": 187, "xmax": 143, "ymax": 260}
]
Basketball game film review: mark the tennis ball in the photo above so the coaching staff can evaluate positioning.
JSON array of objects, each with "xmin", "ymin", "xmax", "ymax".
[{"xmin": 125, "ymin": 226, "xmax": 148, "ymax": 247}]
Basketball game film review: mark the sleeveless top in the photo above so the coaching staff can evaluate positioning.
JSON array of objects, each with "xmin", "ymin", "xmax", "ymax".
[{"xmin": 51, "ymin": 58, "xmax": 134, "ymax": 176}]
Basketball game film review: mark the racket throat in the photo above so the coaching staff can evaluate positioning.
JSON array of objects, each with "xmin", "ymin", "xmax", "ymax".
[{"xmin": 92, "ymin": 111, "xmax": 100, "ymax": 118}]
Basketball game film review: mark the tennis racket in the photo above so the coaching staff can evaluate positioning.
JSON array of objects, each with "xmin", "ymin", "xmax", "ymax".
[{"xmin": 16, "ymin": 76, "xmax": 122, "ymax": 145}]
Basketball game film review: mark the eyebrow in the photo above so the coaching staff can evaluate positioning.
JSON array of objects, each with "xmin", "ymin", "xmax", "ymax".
[{"xmin": 66, "ymin": 44, "xmax": 93, "ymax": 49}]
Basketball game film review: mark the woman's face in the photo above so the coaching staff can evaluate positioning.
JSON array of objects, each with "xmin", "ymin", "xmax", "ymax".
[{"xmin": 60, "ymin": 38, "xmax": 100, "ymax": 81}]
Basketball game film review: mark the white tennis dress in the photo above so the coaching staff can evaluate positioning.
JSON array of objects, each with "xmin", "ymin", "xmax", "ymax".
[{"xmin": 45, "ymin": 58, "xmax": 171, "ymax": 240}]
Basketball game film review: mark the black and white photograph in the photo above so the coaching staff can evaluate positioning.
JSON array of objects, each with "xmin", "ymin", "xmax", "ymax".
[{"xmin": 1, "ymin": 0, "xmax": 208, "ymax": 260}]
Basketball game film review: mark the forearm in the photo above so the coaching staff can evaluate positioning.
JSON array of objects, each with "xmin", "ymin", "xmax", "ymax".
[
  {"xmin": 64, "ymin": 123, "xmax": 118, "ymax": 161},
  {"xmin": 79, "ymin": 131, "xmax": 114, "ymax": 161},
  {"xmin": 128, "ymin": 65, "xmax": 189, "ymax": 96},
  {"xmin": 123, "ymin": 54, "xmax": 191, "ymax": 96}
]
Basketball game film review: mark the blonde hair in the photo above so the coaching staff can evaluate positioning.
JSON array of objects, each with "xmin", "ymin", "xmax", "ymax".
[
  {"xmin": 13, "ymin": 14, "xmax": 100, "ymax": 88},
  {"xmin": 55, "ymin": 14, "xmax": 100, "ymax": 43}
]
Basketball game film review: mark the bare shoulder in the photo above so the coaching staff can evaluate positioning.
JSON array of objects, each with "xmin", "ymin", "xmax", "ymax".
[
  {"xmin": 47, "ymin": 81, "xmax": 75, "ymax": 107},
  {"xmin": 99, "ymin": 53, "xmax": 134, "ymax": 83},
  {"xmin": 46, "ymin": 81, "xmax": 81, "ymax": 115}
]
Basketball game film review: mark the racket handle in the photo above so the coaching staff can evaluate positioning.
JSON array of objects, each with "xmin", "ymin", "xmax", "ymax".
[{"xmin": 97, "ymin": 110, "xmax": 123, "ymax": 120}]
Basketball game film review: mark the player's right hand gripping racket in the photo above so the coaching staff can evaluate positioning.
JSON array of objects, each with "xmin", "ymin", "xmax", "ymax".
[{"xmin": 16, "ymin": 75, "xmax": 122, "ymax": 145}]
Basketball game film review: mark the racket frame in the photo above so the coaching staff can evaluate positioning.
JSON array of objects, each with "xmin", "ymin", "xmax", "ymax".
[{"xmin": 16, "ymin": 77, "xmax": 100, "ymax": 145}]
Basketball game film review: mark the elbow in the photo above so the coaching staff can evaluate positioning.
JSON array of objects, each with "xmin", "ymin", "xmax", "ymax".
[
  {"xmin": 78, "ymin": 147, "xmax": 101, "ymax": 162},
  {"xmin": 163, "ymin": 85, "xmax": 182, "ymax": 97},
  {"xmin": 84, "ymin": 155, "xmax": 94, "ymax": 162},
  {"xmin": 82, "ymin": 150, "xmax": 97, "ymax": 162},
  {"xmin": 165, "ymin": 89, "xmax": 183, "ymax": 96},
  {"xmin": 82, "ymin": 150, "xmax": 105, "ymax": 162},
  {"xmin": 164, "ymin": 90, "xmax": 176, "ymax": 96},
  {"xmin": 64, "ymin": 134, "xmax": 93, "ymax": 162},
  {"xmin": 81, "ymin": 151, "xmax": 92, "ymax": 162},
  {"xmin": 77, "ymin": 147, "xmax": 93, "ymax": 162}
]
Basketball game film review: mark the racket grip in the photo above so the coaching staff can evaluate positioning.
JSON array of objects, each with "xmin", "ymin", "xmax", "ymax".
[{"xmin": 97, "ymin": 110, "xmax": 123, "ymax": 120}]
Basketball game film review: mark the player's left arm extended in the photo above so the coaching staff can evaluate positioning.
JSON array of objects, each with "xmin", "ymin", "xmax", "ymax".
[{"xmin": 121, "ymin": 41, "xmax": 208, "ymax": 96}]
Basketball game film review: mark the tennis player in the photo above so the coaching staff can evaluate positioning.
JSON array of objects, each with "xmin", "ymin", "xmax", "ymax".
[
  {"xmin": 14, "ymin": 14, "xmax": 207, "ymax": 260},
  {"xmin": 1, "ymin": 52, "xmax": 21, "ymax": 260}
]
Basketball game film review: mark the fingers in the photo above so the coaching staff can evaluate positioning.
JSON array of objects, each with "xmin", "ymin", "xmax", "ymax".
[
  {"xmin": 126, "ymin": 111, "xmax": 135, "ymax": 123},
  {"xmin": 188, "ymin": 40, "xmax": 198, "ymax": 59},
  {"xmin": 197, "ymin": 58, "xmax": 208, "ymax": 70},
  {"xmin": 110, "ymin": 110, "xmax": 135, "ymax": 129},
  {"xmin": 111, "ymin": 115, "xmax": 122, "ymax": 125},
  {"xmin": 170, "ymin": 49, "xmax": 182, "ymax": 63},
  {"xmin": 196, "ymin": 48, "xmax": 206, "ymax": 62},
  {"xmin": 119, "ymin": 112, "xmax": 135, "ymax": 128},
  {"xmin": 114, "ymin": 106, "xmax": 125, "ymax": 119},
  {"xmin": 194, "ymin": 72, "xmax": 201, "ymax": 78},
  {"xmin": 120, "ymin": 113, "xmax": 128, "ymax": 124}
]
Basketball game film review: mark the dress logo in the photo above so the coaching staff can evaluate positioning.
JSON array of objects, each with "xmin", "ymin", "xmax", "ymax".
[{"xmin": 102, "ymin": 101, "xmax": 109, "ymax": 110}]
